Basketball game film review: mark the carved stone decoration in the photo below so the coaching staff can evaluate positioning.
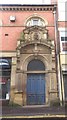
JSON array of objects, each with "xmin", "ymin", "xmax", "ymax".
[
  {"xmin": 22, "ymin": 26, "xmax": 48, "ymax": 42},
  {"xmin": 33, "ymin": 32, "xmax": 39, "ymax": 40},
  {"xmin": 17, "ymin": 26, "xmax": 53, "ymax": 52},
  {"xmin": 0, "ymin": 6, "xmax": 54, "ymax": 11}
]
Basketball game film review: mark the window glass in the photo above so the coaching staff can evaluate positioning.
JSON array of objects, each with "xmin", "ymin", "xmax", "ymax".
[
  {"xmin": 0, "ymin": 79, "xmax": 10, "ymax": 99},
  {"xmin": 27, "ymin": 59, "xmax": 45, "ymax": 71},
  {"xmin": 0, "ymin": 58, "xmax": 11, "ymax": 100},
  {"xmin": 33, "ymin": 19, "xmax": 38, "ymax": 25},
  {"xmin": 2, "ymin": 84, "xmax": 7, "ymax": 99},
  {"xmin": 0, "ymin": 84, "xmax": 1, "ymax": 89},
  {"xmin": 61, "ymin": 37, "xmax": 67, "ymax": 51},
  {"xmin": 61, "ymin": 37, "xmax": 67, "ymax": 41}
]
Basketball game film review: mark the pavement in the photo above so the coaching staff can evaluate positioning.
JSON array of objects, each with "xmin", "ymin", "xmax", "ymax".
[{"xmin": 0, "ymin": 105, "xmax": 67, "ymax": 119}]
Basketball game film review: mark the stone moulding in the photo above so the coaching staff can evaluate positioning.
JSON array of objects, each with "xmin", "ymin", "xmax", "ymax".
[{"xmin": 0, "ymin": 5, "xmax": 55, "ymax": 11}]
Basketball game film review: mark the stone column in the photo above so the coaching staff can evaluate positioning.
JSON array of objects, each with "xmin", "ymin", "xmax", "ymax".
[
  {"xmin": 22, "ymin": 73, "xmax": 27, "ymax": 106},
  {"xmin": 10, "ymin": 57, "xmax": 17, "ymax": 103}
]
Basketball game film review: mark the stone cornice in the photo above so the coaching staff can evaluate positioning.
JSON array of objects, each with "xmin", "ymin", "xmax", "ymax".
[{"xmin": 0, "ymin": 5, "xmax": 56, "ymax": 11}]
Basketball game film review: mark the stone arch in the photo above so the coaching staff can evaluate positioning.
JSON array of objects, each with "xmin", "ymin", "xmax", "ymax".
[
  {"xmin": 24, "ymin": 14, "xmax": 48, "ymax": 26},
  {"xmin": 21, "ymin": 54, "xmax": 49, "ymax": 72}
]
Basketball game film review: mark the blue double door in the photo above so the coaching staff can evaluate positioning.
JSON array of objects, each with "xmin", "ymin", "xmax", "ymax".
[{"xmin": 27, "ymin": 74, "xmax": 45, "ymax": 105}]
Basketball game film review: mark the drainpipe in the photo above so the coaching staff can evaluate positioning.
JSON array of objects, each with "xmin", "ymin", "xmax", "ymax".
[{"xmin": 53, "ymin": 5, "xmax": 62, "ymax": 106}]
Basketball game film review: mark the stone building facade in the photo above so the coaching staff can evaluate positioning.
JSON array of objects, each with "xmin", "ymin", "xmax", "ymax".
[{"xmin": 0, "ymin": 4, "xmax": 59, "ymax": 106}]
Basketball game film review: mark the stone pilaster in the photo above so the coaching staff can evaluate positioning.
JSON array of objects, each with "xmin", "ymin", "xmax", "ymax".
[{"xmin": 10, "ymin": 57, "xmax": 17, "ymax": 102}]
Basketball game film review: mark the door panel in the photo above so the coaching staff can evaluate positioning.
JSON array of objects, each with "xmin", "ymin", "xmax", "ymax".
[
  {"xmin": 63, "ymin": 74, "xmax": 67, "ymax": 101},
  {"xmin": 27, "ymin": 74, "xmax": 45, "ymax": 105}
]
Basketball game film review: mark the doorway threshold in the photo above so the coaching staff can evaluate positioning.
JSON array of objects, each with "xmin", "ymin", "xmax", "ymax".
[{"xmin": 23, "ymin": 104, "xmax": 49, "ymax": 108}]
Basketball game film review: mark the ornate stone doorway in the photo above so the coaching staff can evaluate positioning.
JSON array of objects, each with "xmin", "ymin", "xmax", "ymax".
[{"xmin": 15, "ymin": 25, "xmax": 57, "ymax": 106}]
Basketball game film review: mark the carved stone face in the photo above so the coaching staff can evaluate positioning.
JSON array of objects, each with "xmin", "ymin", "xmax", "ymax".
[{"xmin": 33, "ymin": 32, "xmax": 39, "ymax": 40}]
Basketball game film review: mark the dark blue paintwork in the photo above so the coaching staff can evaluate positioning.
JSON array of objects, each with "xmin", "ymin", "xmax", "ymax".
[{"xmin": 27, "ymin": 74, "xmax": 45, "ymax": 105}]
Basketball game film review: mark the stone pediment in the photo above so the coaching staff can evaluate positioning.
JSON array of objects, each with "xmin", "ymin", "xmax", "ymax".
[
  {"xmin": 20, "ymin": 42, "xmax": 52, "ymax": 54},
  {"xmin": 23, "ymin": 26, "xmax": 47, "ymax": 33},
  {"xmin": 17, "ymin": 26, "xmax": 53, "ymax": 51}
]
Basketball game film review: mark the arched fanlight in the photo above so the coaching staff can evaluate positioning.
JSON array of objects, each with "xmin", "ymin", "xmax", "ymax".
[
  {"xmin": 26, "ymin": 17, "xmax": 46, "ymax": 27},
  {"xmin": 27, "ymin": 59, "xmax": 45, "ymax": 71}
]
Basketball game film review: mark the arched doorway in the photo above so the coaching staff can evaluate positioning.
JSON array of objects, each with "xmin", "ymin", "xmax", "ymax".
[{"xmin": 27, "ymin": 59, "xmax": 45, "ymax": 105}]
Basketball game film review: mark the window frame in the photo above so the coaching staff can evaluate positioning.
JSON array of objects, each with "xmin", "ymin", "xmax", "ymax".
[
  {"xmin": 0, "ymin": 57, "xmax": 11, "ymax": 100},
  {"xmin": 61, "ymin": 37, "xmax": 67, "ymax": 52},
  {"xmin": 59, "ymin": 29, "xmax": 67, "ymax": 53}
]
